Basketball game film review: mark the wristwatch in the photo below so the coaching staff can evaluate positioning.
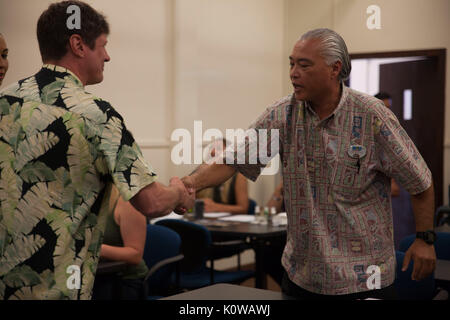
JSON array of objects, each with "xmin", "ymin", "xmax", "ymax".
[{"xmin": 416, "ymin": 230, "xmax": 437, "ymax": 245}]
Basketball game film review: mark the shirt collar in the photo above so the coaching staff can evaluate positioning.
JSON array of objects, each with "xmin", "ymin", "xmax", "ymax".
[
  {"xmin": 303, "ymin": 83, "xmax": 349, "ymax": 121},
  {"xmin": 42, "ymin": 64, "xmax": 84, "ymax": 88}
]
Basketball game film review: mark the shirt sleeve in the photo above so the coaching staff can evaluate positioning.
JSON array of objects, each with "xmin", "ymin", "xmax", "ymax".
[
  {"xmin": 96, "ymin": 106, "xmax": 157, "ymax": 201},
  {"xmin": 226, "ymin": 97, "xmax": 288, "ymax": 181},
  {"xmin": 372, "ymin": 104, "xmax": 432, "ymax": 195}
]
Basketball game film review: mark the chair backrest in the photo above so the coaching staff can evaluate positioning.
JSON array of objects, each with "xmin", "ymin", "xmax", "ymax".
[
  {"xmin": 399, "ymin": 232, "xmax": 450, "ymax": 260},
  {"xmin": 155, "ymin": 219, "xmax": 212, "ymax": 273},
  {"xmin": 394, "ymin": 251, "xmax": 435, "ymax": 300},
  {"xmin": 143, "ymin": 224, "xmax": 181, "ymax": 294}
]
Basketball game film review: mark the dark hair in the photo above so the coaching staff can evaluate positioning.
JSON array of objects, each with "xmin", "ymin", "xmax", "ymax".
[
  {"xmin": 374, "ymin": 92, "xmax": 391, "ymax": 100},
  {"xmin": 37, "ymin": 1, "xmax": 109, "ymax": 62}
]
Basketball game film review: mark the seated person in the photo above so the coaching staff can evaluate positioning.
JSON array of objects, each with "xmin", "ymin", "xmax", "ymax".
[
  {"xmin": 196, "ymin": 172, "xmax": 249, "ymax": 214},
  {"xmin": 266, "ymin": 180, "xmax": 285, "ymax": 213},
  {"xmin": 92, "ymin": 188, "xmax": 148, "ymax": 300},
  {"xmin": 196, "ymin": 138, "xmax": 249, "ymax": 214},
  {"xmin": 262, "ymin": 179, "xmax": 287, "ymax": 287},
  {"xmin": 375, "ymin": 92, "xmax": 414, "ymax": 249}
]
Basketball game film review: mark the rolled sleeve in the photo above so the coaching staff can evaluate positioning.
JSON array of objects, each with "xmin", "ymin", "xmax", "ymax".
[
  {"xmin": 226, "ymin": 101, "xmax": 285, "ymax": 182},
  {"xmin": 373, "ymin": 105, "xmax": 432, "ymax": 195},
  {"xmin": 97, "ymin": 112, "xmax": 158, "ymax": 201}
]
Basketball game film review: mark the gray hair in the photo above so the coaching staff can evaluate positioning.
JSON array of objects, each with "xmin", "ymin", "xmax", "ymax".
[{"xmin": 299, "ymin": 28, "xmax": 351, "ymax": 82}]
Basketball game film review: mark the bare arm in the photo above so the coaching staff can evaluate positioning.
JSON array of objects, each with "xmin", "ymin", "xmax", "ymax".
[
  {"xmin": 200, "ymin": 173, "xmax": 249, "ymax": 214},
  {"xmin": 266, "ymin": 181, "xmax": 284, "ymax": 213},
  {"xmin": 391, "ymin": 179, "xmax": 400, "ymax": 197},
  {"xmin": 411, "ymin": 184, "xmax": 435, "ymax": 232},
  {"xmin": 100, "ymin": 197, "xmax": 147, "ymax": 265},
  {"xmin": 184, "ymin": 164, "xmax": 237, "ymax": 192},
  {"xmin": 402, "ymin": 184, "xmax": 436, "ymax": 280},
  {"xmin": 130, "ymin": 177, "xmax": 193, "ymax": 218}
]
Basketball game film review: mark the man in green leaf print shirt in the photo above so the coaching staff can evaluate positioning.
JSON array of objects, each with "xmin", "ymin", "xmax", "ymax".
[{"xmin": 0, "ymin": 1, "xmax": 194, "ymax": 300}]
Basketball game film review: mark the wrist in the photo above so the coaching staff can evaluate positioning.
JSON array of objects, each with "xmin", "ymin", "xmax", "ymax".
[{"xmin": 416, "ymin": 230, "xmax": 436, "ymax": 245}]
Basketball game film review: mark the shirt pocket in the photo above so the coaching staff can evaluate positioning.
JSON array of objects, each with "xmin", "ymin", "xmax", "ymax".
[{"xmin": 331, "ymin": 153, "xmax": 365, "ymax": 201}]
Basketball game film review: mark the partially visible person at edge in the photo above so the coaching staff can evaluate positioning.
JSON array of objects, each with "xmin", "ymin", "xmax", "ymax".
[
  {"xmin": 181, "ymin": 28, "xmax": 436, "ymax": 300},
  {"xmin": 0, "ymin": 1, "xmax": 193, "ymax": 300},
  {"xmin": 0, "ymin": 33, "xmax": 9, "ymax": 87},
  {"xmin": 92, "ymin": 188, "xmax": 149, "ymax": 300},
  {"xmin": 374, "ymin": 92, "xmax": 400, "ymax": 197}
]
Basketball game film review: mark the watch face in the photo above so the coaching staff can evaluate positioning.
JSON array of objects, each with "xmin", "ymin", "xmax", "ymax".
[
  {"xmin": 424, "ymin": 231, "xmax": 436, "ymax": 244},
  {"xmin": 417, "ymin": 231, "xmax": 436, "ymax": 244}
]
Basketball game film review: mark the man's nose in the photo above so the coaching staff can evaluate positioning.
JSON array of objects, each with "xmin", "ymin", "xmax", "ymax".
[{"xmin": 290, "ymin": 66, "xmax": 299, "ymax": 79}]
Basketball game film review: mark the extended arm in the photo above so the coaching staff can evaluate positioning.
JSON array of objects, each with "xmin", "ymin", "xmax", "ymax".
[
  {"xmin": 402, "ymin": 184, "xmax": 436, "ymax": 280},
  {"xmin": 130, "ymin": 177, "xmax": 194, "ymax": 218},
  {"xmin": 184, "ymin": 163, "xmax": 237, "ymax": 193}
]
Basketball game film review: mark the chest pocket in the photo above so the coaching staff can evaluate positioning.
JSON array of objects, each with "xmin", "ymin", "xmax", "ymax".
[{"xmin": 330, "ymin": 145, "xmax": 368, "ymax": 201}]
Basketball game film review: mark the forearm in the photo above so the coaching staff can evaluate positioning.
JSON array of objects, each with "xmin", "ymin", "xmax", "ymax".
[
  {"xmin": 209, "ymin": 202, "xmax": 248, "ymax": 215},
  {"xmin": 410, "ymin": 184, "xmax": 435, "ymax": 232},
  {"xmin": 130, "ymin": 182, "xmax": 182, "ymax": 218},
  {"xmin": 190, "ymin": 164, "xmax": 236, "ymax": 191},
  {"xmin": 267, "ymin": 197, "xmax": 283, "ymax": 213},
  {"xmin": 100, "ymin": 244, "xmax": 142, "ymax": 265}
]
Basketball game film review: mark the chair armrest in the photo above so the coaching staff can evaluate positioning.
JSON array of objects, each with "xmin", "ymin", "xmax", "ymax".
[
  {"xmin": 144, "ymin": 254, "xmax": 184, "ymax": 282},
  {"xmin": 435, "ymin": 206, "xmax": 450, "ymax": 226}
]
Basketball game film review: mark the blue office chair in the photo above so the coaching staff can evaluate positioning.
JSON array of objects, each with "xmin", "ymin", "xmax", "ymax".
[
  {"xmin": 399, "ymin": 232, "xmax": 450, "ymax": 296},
  {"xmin": 155, "ymin": 219, "xmax": 255, "ymax": 290},
  {"xmin": 248, "ymin": 199, "xmax": 257, "ymax": 215},
  {"xmin": 394, "ymin": 251, "xmax": 436, "ymax": 300},
  {"xmin": 142, "ymin": 224, "xmax": 184, "ymax": 299}
]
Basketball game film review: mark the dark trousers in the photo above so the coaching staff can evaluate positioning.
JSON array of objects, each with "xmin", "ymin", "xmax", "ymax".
[
  {"xmin": 281, "ymin": 272, "xmax": 398, "ymax": 300},
  {"xmin": 92, "ymin": 275, "xmax": 145, "ymax": 300}
]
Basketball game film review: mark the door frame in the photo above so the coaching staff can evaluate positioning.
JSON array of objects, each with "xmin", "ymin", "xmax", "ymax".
[{"xmin": 349, "ymin": 49, "xmax": 446, "ymax": 207}]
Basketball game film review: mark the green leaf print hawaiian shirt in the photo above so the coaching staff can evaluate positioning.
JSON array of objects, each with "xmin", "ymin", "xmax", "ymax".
[{"xmin": 0, "ymin": 64, "xmax": 157, "ymax": 299}]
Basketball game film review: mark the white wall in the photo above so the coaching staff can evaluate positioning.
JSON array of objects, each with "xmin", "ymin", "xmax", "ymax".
[{"xmin": 285, "ymin": 0, "xmax": 450, "ymax": 205}]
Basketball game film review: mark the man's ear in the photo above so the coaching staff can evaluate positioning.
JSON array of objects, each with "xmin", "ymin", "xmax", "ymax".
[
  {"xmin": 331, "ymin": 60, "xmax": 342, "ymax": 80},
  {"xmin": 67, "ymin": 34, "xmax": 85, "ymax": 58}
]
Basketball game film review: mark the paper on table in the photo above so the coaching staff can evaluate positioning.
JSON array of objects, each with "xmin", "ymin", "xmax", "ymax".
[
  {"xmin": 218, "ymin": 215, "xmax": 255, "ymax": 222},
  {"xmin": 204, "ymin": 212, "xmax": 231, "ymax": 218},
  {"xmin": 150, "ymin": 212, "xmax": 183, "ymax": 224}
]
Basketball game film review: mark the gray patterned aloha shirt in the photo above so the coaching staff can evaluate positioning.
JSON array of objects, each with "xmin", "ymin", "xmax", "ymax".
[{"xmin": 230, "ymin": 85, "xmax": 432, "ymax": 295}]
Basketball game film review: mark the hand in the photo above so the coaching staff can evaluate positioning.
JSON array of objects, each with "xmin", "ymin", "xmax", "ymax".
[
  {"xmin": 181, "ymin": 175, "xmax": 196, "ymax": 194},
  {"xmin": 200, "ymin": 198, "xmax": 218, "ymax": 213},
  {"xmin": 402, "ymin": 239, "xmax": 436, "ymax": 281},
  {"xmin": 170, "ymin": 177, "xmax": 195, "ymax": 214}
]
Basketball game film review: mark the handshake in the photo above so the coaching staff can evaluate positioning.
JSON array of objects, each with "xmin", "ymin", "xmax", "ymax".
[{"xmin": 170, "ymin": 176, "xmax": 196, "ymax": 215}]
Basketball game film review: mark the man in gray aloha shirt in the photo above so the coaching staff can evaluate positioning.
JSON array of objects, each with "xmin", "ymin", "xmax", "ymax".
[{"xmin": 182, "ymin": 28, "xmax": 436, "ymax": 300}]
